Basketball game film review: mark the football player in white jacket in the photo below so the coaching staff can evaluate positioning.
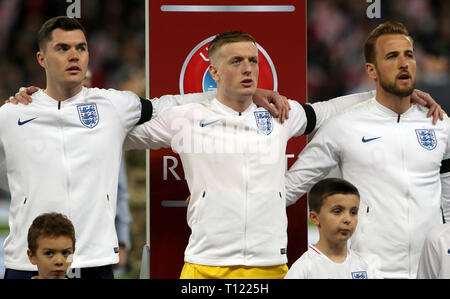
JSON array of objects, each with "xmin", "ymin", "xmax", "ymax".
[
  {"xmin": 123, "ymin": 30, "xmax": 442, "ymax": 279},
  {"xmin": 285, "ymin": 21, "xmax": 450, "ymax": 278}
]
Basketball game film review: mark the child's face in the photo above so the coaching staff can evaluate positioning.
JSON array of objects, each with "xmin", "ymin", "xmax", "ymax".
[
  {"xmin": 311, "ymin": 193, "xmax": 359, "ymax": 245},
  {"xmin": 27, "ymin": 235, "xmax": 74, "ymax": 279}
]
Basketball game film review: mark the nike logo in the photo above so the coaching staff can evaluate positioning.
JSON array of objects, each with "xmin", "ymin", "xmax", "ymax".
[
  {"xmin": 18, "ymin": 117, "xmax": 38, "ymax": 126},
  {"xmin": 199, "ymin": 120, "xmax": 220, "ymax": 128},
  {"xmin": 362, "ymin": 136, "xmax": 381, "ymax": 143}
]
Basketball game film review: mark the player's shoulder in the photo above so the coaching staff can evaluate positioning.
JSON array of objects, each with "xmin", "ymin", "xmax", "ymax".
[
  {"xmin": 319, "ymin": 99, "xmax": 373, "ymax": 132},
  {"xmin": 84, "ymin": 87, "xmax": 139, "ymax": 101},
  {"xmin": 157, "ymin": 102, "xmax": 208, "ymax": 121},
  {"xmin": 441, "ymin": 113, "xmax": 450, "ymax": 128},
  {"xmin": 343, "ymin": 97, "xmax": 374, "ymax": 115},
  {"xmin": 0, "ymin": 97, "xmax": 40, "ymax": 115}
]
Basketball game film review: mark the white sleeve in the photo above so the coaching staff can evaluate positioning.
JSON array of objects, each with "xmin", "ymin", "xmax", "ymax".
[
  {"xmin": 286, "ymin": 100, "xmax": 316, "ymax": 138},
  {"xmin": 311, "ymin": 90, "xmax": 375, "ymax": 133},
  {"xmin": 441, "ymin": 174, "xmax": 450, "ymax": 223},
  {"xmin": 106, "ymin": 89, "xmax": 142, "ymax": 131},
  {"xmin": 417, "ymin": 227, "xmax": 441, "ymax": 279},
  {"xmin": 441, "ymin": 122, "xmax": 450, "ymax": 223},
  {"xmin": 0, "ymin": 140, "xmax": 8, "ymax": 191},
  {"xmin": 151, "ymin": 91, "xmax": 215, "ymax": 117},
  {"xmin": 123, "ymin": 109, "xmax": 176, "ymax": 151},
  {"xmin": 285, "ymin": 119, "xmax": 341, "ymax": 206}
]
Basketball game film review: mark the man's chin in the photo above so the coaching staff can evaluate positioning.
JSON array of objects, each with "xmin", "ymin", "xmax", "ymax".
[
  {"xmin": 394, "ymin": 87, "xmax": 414, "ymax": 98},
  {"xmin": 383, "ymin": 83, "xmax": 415, "ymax": 98}
]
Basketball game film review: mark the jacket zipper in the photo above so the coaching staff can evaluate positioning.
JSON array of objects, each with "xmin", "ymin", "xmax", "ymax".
[
  {"xmin": 238, "ymin": 114, "xmax": 249, "ymax": 264},
  {"xmin": 397, "ymin": 114, "xmax": 413, "ymax": 275},
  {"xmin": 58, "ymin": 101, "xmax": 71, "ymax": 218}
]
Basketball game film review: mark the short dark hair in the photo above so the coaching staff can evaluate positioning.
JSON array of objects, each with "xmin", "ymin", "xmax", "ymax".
[
  {"xmin": 38, "ymin": 16, "xmax": 87, "ymax": 51},
  {"xmin": 28, "ymin": 213, "xmax": 76, "ymax": 254},
  {"xmin": 207, "ymin": 30, "xmax": 256, "ymax": 64},
  {"xmin": 364, "ymin": 21, "xmax": 413, "ymax": 64},
  {"xmin": 308, "ymin": 178, "xmax": 360, "ymax": 213}
]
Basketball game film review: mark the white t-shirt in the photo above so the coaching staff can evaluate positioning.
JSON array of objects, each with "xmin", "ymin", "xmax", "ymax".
[
  {"xmin": 417, "ymin": 223, "xmax": 450, "ymax": 279},
  {"xmin": 284, "ymin": 245, "xmax": 380, "ymax": 279}
]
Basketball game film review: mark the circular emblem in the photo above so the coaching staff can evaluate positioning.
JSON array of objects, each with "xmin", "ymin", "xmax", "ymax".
[{"xmin": 179, "ymin": 36, "xmax": 278, "ymax": 94}]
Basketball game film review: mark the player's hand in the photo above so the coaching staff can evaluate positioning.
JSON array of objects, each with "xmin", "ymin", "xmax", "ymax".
[
  {"xmin": 411, "ymin": 89, "xmax": 445, "ymax": 125},
  {"xmin": 6, "ymin": 86, "xmax": 39, "ymax": 105},
  {"xmin": 253, "ymin": 88, "xmax": 291, "ymax": 124}
]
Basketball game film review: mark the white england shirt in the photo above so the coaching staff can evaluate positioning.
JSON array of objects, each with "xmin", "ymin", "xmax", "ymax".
[{"xmin": 284, "ymin": 245, "xmax": 379, "ymax": 279}]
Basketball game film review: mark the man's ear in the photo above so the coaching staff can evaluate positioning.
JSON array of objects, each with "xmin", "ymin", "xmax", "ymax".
[
  {"xmin": 366, "ymin": 63, "xmax": 377, "ymax": 81},
  {"xmin": 209, "ymin": 64, "xmax": 219, "ymax": 83},
  {"xmin": 36, "ymin": 51, "xmax": 46, "ymax": 69}
]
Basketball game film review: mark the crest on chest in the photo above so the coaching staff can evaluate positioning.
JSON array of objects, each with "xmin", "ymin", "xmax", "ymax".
[
  {"xmin": 77, "ymin": 103, "xmax": 99, "ymax": 129},
  {"xmin": 415, "ymin": 129, "xmax": 437, "ymax": 151},
  {"xmin": 254, "ymin": 111, "xmax": 273, "ymax": 135}
]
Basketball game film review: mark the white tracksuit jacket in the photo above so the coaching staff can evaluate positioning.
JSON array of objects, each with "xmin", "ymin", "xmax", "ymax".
[
  {"xmin": 417, "ymin": 223, "xmax": 450, "ymax": 279},
  {"xmin": 124, "ymin": 92, "xmax": 372, "ymax": 267},
  {"xmin": 0, "ymin": 87, "xmax": 211, "ymax": 271},
  {"xmin": 285, "ymin": 97, "xmax": 450, "ymax": 278}
]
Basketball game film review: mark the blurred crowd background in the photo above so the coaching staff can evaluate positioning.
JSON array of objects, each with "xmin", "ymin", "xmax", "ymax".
[
  {"xmin": 0, "ymin": 0, "xmax": 449, "ymax": 278},
  {"xmin": 307, "ymin": 0, "xmax": 450, "ymax": 112},
  {"xmin": 0, "ymin": 0, "xmax": 146, "ymax": 100}
]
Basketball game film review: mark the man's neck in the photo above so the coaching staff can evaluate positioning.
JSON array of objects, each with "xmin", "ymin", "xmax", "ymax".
[
  {"xmin": 44, "ymin": 82, "xmax": 83, "ymax": 101},
  {"xmin": 375, "ymin": 87, "xmax": 412, "ymax": 115},
  {"xmin": 216, "ymin": 93, "xmax": 253, "ymax": 113}
]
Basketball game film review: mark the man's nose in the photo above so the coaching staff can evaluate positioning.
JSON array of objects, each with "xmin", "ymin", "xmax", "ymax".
[
  {"xmin": 68, "ymin": 48, "xmax": 79, "ymax": 61},
  {"xmin": 398, "ymin": 55, "xmax": 409, "ymax": 69},
  {"xmin": 242, "ymin": 60, "xmax": 252, "ymax": 74}
]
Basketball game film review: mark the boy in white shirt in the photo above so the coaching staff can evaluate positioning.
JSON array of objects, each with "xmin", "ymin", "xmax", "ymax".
[{"xmin": 285, "ymin": 178, "xmax": 380, "ymax": 279}]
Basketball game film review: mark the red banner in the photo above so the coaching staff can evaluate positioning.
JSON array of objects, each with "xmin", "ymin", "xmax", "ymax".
[{"xmin": 148, "ymin": 0, "xmax": 307, "ymax": 278}]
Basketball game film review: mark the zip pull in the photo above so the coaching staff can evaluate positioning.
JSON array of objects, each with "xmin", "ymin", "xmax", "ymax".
[{"xmin": 397, "ymin": 114, "xmax": 400, "ymax": 123}]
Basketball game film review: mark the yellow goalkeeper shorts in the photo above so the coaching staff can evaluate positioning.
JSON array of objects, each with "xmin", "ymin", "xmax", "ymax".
[{"xmin": 180, "ymin": 262, "xmax": 288, "ymax": 279}]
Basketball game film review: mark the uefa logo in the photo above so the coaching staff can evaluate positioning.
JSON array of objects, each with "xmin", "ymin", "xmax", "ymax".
[{"xmin": 179, "ymin": 35, "xmax": 278, "ymax": 94}]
